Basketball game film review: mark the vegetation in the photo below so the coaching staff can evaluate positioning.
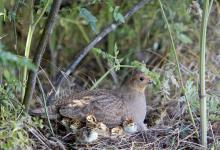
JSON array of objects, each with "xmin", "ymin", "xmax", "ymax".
[{"xmin": 0, "ymin": 0, "xmax": 220, "ymax": 149}]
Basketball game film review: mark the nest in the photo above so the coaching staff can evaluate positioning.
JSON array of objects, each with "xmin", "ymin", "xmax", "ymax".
[{"xmin": 28, "ymin": 100, "xmax": 220, "ymax": 149}]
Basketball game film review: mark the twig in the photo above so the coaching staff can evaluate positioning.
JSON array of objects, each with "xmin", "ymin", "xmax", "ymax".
[
  {"xmin": 36, "ymin": 76, "xmax": 55, "ymax": 136},
  {"xmin": 28, "ymin": 127, "xmax": 51, "ymax": 149},
  {"xmin": 90, "ymin": 65, "xmax": 135, "ymax": 90},
  {"xmin": 48, "ymin": 0, "xmax": 152, "ymax": 104},
  {"xmin": 23, "ymin": 0, "xmax": 61, "ymax": 111}
]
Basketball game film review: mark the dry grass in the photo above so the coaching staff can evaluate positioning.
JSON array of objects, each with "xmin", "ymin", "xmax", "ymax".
[{"xmin": 28, "ymin": 99, "xmax": 220, "ymax": 149}]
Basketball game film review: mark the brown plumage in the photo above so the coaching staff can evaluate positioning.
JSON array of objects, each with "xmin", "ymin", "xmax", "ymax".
[{"xmin": 31, "ymin": 70, "xmax": 152, "ymax": 130}]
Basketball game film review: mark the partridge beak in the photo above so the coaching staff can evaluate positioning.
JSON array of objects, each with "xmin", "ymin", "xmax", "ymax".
[{"xmin": 147, "ymin": 79, "xmax": 153, "ymax": 84}]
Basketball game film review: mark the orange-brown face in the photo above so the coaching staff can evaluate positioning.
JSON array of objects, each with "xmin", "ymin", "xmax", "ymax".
[{"xmin": 129, "ymin": 71, "xmax": 152, "ymax": 92}]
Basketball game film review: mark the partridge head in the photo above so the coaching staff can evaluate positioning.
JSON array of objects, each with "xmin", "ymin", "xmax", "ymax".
[{"xmin": 121, "ymin": 70, "xmax": 152, "ymax": 93}]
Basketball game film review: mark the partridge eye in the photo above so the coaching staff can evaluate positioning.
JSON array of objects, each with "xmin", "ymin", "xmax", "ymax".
[{"xmin": 139, "ymin": 77, "xmax": 145, "ymax": 81}]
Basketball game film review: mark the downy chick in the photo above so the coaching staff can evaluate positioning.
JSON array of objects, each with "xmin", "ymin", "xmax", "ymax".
[
  {"xmin": 86, "ymin": 114, "xmax": 109, "ymax": 137},
  {"xmin": 61, "ymin": 118, "xmax": 82, "ymax": 133},
  {"xmin": 123, "ymin": 117, "xmax": 138, "ymax": 133},
  {"xmin": 111, "ymin": 126, "xmax": 123, "ymax": 137},
  {"xmin": 75, "ymin": 127, "xmax": 98, "ymax": 143}
]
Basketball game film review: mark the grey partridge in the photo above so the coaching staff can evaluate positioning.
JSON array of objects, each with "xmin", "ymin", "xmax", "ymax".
[{"xmin": 31, "ymin": 70, "xmax": 152, "ymax": 131}]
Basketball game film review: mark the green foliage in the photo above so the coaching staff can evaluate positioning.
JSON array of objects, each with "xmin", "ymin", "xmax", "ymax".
[
  {"xmin": 183, "ymin": 80, "xmax": 220, "ymax": 121},
  {"xmin": 0, "ymin": 44, "xmax": 36, "ymax": 70},
  {"xmin": 35, "ymin": 0, "xmax": 52, "ymax": 13},
  {"xmin": 172, "ymin": 23, "xmax": 192, "ymax": 44},
  {"xmin": 93, "ymin": 45, "xmax": 160, "ymax": 87},
  {"xmin": 184, "ymin": 80, "xmax": 199, "ymax": 112},
  {"xmin": 7, "ymin": 10, "xmax": 16, "ymax": 22},
  {"xmin": 207, "ymin": 94, "xmax": 220, "ymax": 121},
  {"xmin": 93, "ymin": 44, "xmax": 123, "ymax": 71},
  {"xmin": 111, "ymin": 6, "xmax": 125, "ymax": 23},
  {"xmin": 0, "ymin": 8, "xmax": 7, "ymax": 21},
  {"xmin": 0, "ymin": 85, "xmax": 43, "ymax": 150},
  {"xmin": 79, "ymin": 8, "xmax": 97, "ymax": 33},
  {"xmin": 0, "ymin": 41, "xmax": 39, "ymax": 149}
]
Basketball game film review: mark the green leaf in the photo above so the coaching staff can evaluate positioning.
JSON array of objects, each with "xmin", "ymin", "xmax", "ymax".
[
  {"xmin": 177, "ymin": 33, "xmax": 192, "ymax": 44},
  {"xmin": 114, "ymin": 43, "xmax": 119, "ymax": 57},
  {"xmin": 90, "ymin": 22, "xmax": 97, "ymax": 34},
  {"xmin": 93, "ymin": 45, "xmax": 123, "ymax": 70},
  {"xmin": 113, "ymin": 6, "xmax": 125, "ymax": 23},
  {"xmin": 0, "ymin": 49, "xmax": 36, "ymax": 70},
  {"xmin": 173, "ymin": 23, "xmax": 188, "ymax": 33},
  {"xmin": 79, "ymin": 8, "xmax": 97, "ymax": 33}
]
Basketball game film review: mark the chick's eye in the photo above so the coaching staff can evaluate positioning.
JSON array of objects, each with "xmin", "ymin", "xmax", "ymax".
[{"xmin": 139, "ymin": 77, "xmax": 145, "ymax": 81}]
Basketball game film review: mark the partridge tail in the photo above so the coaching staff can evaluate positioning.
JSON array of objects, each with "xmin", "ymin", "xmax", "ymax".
[{"xmin": 29, "ymin": 105, "xmax": 59, "ymax": 119}]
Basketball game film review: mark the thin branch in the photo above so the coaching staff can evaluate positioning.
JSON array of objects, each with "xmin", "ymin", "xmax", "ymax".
[
  {"xmin": 36, "ymin": 76, "xmax": 55, "ymax": 136},
  {"xmin": 90, "ymin": 65, "xmax": 135, "ymax": 90},
  {"xmin": 48, "ymin": 0, "xmax": 151, "ymax": 105},
  {"xmin": 23, "ymin": 0, "xmax": 61, "ymax": 111},
  {"xmin": 199, "ymin": 0, "xmax": 209, "ymax": 147}
]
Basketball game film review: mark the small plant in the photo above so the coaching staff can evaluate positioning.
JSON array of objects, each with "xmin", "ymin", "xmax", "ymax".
[
  {"xmin": 92, "ymin": 44, "xmax": 160, "ymax": 89},
  {"xmin": 0, "ymin": 85, "xmax": 43, "ymax": 150},
  {"xmin": 0, "ymin": 42, "xmax": 41, "ymax": 150},
  {"xmin": 183, "ymin": 80, "xmax": 220, "ymax": 121}
]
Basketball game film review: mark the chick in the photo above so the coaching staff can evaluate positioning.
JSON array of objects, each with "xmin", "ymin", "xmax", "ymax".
[
  {"xmin": 86, "ymin": 114, "xmax": 97, "ymax": 128},
  {"xmin": 75, "ymin": 127, "xmax": 98, "ymax": 143},
  {"xmin": 86, "ymin": 114, "xmax": 110, "ymax": 137},
  {"xmin": 111, "ymin": 126, "xmax": 123, "ymax": 137},
  {"xmin": 96, "ymin": 122, "xmax": 110, "ymax": 137},
  {"xmin": 61, "ymin": 118, "xmax": 82, "ymax": 133},
  {"xmin": 70, "ymin": 119, "xmax": 82, "ymax": 134},
  {"xmin": 61, "ymin": 118, "xmax": 71, "ymax": 127},
  {"xmin": 123, "ymin": 118, "xmax": 138, "ymax": 133}
]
